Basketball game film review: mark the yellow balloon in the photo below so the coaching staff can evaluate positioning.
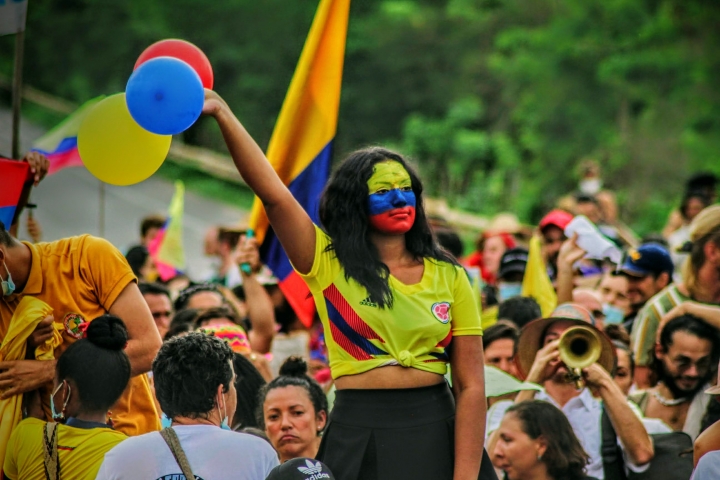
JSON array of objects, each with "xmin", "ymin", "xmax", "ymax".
[{"xmin": 78, "ymin": 93, "xmax": 172, "ymax": 186}]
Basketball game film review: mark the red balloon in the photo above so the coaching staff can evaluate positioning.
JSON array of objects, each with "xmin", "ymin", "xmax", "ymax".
[{"xmin": 135, "ymin": 39, "xmax": 214, "ymax": 89}]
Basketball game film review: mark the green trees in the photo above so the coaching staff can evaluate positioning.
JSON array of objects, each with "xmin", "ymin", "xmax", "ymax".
[{"xmin": 2, "ymin": 0, "xmax": 718, "ymax": 234}]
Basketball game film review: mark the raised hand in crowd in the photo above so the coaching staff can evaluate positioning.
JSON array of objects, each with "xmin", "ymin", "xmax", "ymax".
[
  {"xmin": 234, "ymin": 234, "xmax": 276, "ymax": 354},
  {"xmin": 22, "ymin": 151, "xmax": 50, "ymax": 187},
  {"xmin": 555, "ymin": 233, "xmax": 587, "ymax": 304},
  {"xmin": 657, "ymin": 301, "xmax": 720, "ymax": 342}
]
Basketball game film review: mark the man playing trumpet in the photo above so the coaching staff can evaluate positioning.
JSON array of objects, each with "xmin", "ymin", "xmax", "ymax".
[{"xmin": 486, "ymin": 304, "xmax": 654, "ymax": 480}]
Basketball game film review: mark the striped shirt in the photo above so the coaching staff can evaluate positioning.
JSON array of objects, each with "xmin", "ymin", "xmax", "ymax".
[{"xmin": 630, "ymin": 284, "xmax": 690, "ymax": 366}]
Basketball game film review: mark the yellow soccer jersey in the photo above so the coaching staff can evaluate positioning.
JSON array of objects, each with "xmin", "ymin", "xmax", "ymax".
[
  {"xmin": 299, "ymin": 225, "xmax": 482, "ymax": 379},
  {"xmin": 3, "ymin": 418, "xmax": 126, "ymax": 480}
]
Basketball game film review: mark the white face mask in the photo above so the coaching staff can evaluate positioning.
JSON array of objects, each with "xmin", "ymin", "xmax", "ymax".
[
  {"xmin": 1, "ymin": 261, "xmax": 15, "ymax": 296},
  {"xmin": 579, "ymin": 178, "xmax": 602, "ymax": 195}
]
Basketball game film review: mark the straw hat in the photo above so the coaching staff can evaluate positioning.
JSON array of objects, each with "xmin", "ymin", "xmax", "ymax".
[{"xmin": 515, "ymin": 303, "xmax": 616, "ymax": 380}]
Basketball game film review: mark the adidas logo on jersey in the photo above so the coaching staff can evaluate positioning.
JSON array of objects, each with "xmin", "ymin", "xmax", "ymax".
[
  {"xmin": 297, "ymin": 459, "xmax": 330, "ymax": 479},
  {"xmin": 360, "ymin": 297, "xmax": 378, "ymax": 308}
]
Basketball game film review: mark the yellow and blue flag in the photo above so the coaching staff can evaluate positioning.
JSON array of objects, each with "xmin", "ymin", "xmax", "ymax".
[{"xmin": 249, "ymin": 0, "xmax": 351, "ymax": 327}]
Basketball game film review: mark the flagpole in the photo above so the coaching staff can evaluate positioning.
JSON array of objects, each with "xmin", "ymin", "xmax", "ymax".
[
  {"xmin": 98, "ymin": 180, "xmax": 106, "ymax": 238},
  {"xmin": 11, "ymin": 30, "xmax": 25, "ymax": 159}
]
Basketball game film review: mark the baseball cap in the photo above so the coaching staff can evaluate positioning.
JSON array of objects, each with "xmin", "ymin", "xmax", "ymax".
[
  {"xmin": 498, "ymin": 248, "xmax": 529, "ymax": 280},
  {"xmin": 266, "ymin": 458, "xmax": 335, "ymax": 480},
  {"xmin": 539, "ymin": 209, "xmax": 574, "ymax": 231},
  {"xmin": 620, "ymin": 244, "xmax": 674, "ymax": 278}
]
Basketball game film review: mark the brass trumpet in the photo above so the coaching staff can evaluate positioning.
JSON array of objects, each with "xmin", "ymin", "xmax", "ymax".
[{"xmin": 558, "ymin": 325, "xmax": 602, "ymax": 390}]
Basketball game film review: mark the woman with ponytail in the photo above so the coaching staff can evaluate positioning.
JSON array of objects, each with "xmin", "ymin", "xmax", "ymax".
[
  {"xmin": 2, "ymin": 315, "xmax": 131, "ymax": 480},
  {"xmin": 202, "ymin": 91, "xmax": 494, "ymax": 479},
  {"xmin": 258, "ymin": 356, "xmax": 328, "ymax": 462}
]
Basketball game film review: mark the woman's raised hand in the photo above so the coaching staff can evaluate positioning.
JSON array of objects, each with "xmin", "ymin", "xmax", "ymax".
[{"xmin": 202, "ymin": 89, "xmax": 228, "ymax": 117}]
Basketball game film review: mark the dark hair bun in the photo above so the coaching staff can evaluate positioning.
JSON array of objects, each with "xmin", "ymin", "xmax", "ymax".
[
  {"xmin": 85, "ymin": 315, "xmax": 128, "ymax": 351},
  {"xmin": 279, "ymin": 356, "xmax": 308, "ymax": 377}
]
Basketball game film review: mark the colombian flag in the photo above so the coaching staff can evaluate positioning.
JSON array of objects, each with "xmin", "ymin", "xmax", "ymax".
[
  {"xmin": 249, "ymin": 0, "xmax": 351, "ymax": 328},
  {"xmin": 149, "ymin": 181, "xmax": 186, "ymax": 281},
  {"xmin": 0, "ymin": 159, "xmax": 29, "ymax": 230},
  {"xmin": 33, "ymin": 97, "xmax": 104, "ymax": 175}
]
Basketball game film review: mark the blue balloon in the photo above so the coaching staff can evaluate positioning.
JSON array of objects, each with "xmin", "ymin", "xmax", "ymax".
[{"xmin": 126, "ymin": 57, "xmax": 204, "ymax": 135}]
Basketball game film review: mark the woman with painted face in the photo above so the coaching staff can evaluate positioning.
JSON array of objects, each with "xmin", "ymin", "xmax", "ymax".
[
  {"xmin": 2, "ymin": 315, "xmax": 130, "ymax": 480},
  {"xmin": 202, "ymin": 91, "xmax": 494, "ymax": 480}
]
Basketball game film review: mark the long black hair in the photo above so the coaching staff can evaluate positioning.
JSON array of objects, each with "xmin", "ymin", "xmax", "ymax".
[{"xmin": 319, "ymin": 147, "xmax": 457, "ymax": 308}]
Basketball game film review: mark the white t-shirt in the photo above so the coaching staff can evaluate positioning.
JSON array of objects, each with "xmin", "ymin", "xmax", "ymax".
[{"xmin": 96, "ymin": 425, "xmax": 279, "ymax": 480}]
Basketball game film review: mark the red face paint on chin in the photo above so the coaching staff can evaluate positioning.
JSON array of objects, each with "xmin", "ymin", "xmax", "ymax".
[{"xmin": 369, "ymin": 207, "xmax": 416, "ymax": 234}]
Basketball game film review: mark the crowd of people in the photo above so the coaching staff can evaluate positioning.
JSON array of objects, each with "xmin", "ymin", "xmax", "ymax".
[{"xmin": 1, "ymin": 92, "xmax": 719, "ymax": 480}]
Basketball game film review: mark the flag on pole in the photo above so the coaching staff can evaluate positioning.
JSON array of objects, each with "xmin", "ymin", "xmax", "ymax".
[
  {"xmin": 0, "ymin": 158, "xmax": 29, "ymax": 229},
  {"xmin": 521, "ymin": 235, "xmax": 558, "ymax": 317},
  {"xmin": 0, "ymin": 0, "xmax": 28, "ymax": 36},
  {"xmin": 32, "ymin": 97, "xmax": 104, "ymax": 175},
  {"xmin": 249, "ymin": 0, "xmax": 351, "ymax": 328},
  {"xmin": 149, "ymin": 181, "xmax": 186, "ymax": 281}
]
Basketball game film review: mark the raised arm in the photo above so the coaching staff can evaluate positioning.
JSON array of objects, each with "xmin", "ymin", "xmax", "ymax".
[
  {"xmin": 584, "ymin": 364, "xmax": 654, "ymax": 466},
  {"xmin": 235, "ymin": 237, "xmax": 276, "ymax": 354},
  {"xmin": 203, "ymin": 90, "xmax": 316, "ymax": 274},
  {"xmin": 555, "ymin": 233, "xmax": 586, "ymax": 304},
  {"xmin": 108, "ymin": 283, "xmax": 162, "ymax": 376}
]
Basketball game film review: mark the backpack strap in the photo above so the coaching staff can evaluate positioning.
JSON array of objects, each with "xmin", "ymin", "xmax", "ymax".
[
  {"xmin": 601, "ymin": 405, "xmax": 628, "ymax": 480},
  {"xmin": 42, "ymin": 422, "xmax": 60, "ymax": 480},
  {"xmin": 159, "ymin": 427, "xmax": 195, "ymax": 480}
]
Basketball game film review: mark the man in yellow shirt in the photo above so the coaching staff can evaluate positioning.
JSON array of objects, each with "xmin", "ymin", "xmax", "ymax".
[{"xmin": 0, "ymin": 222, "xmax": 162, "ymax": 436}]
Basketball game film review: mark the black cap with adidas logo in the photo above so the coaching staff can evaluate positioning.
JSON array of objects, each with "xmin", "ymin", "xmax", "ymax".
[{"xmin": 265, "ymin": 458, "xmax": 335, "ymax": 480}]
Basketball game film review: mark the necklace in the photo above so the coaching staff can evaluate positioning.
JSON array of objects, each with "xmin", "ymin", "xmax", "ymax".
[{"xmin": 651, "ymin": 389, "xmax": 689, "ymax": 407}]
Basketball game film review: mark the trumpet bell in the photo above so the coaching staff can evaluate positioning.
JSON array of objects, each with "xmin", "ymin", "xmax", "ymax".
[{"xmin": 558, "ymin": 325, "xmax": 602, "ymax": 370}]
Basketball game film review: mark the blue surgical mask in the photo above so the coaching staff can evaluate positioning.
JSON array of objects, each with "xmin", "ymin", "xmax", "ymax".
[
  {"xmin": 602, "ymin": 303, "xmax": 625, "ymax": 325},
  {"xmin": 498, "ymin": 283, "xmax": 522, "ymax": 303},
  {"xmin": 50, "ymin": 382, "xmax": 70, "ymax": 420},
  {"xmin": 1, "ymin": 262, "xmax": 14, "ymax": 296},
  {"xmin": 218, "ymin": 402, "xmax": 231, "ymax": 430},
  {"xmin": 221, "ymin": 417, "xmax": 231, "ymax": 430},
  {"xmin": 161, "ymin": 413, "xmax": 172, "ymax": 429}
]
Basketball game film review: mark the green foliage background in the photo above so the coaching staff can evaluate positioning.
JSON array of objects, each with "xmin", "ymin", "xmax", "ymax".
[{"xmin": 1, "ymin": 0, "xmax": 719, "ymax": 235}]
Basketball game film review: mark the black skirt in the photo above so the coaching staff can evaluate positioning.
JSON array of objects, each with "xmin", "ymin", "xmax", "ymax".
[{"xmin": 317, "ymin": 382, "xmax": 498, "ymax": 480}]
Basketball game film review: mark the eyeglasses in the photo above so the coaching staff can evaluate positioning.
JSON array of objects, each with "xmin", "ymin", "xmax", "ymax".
[{"xmin": 670, "ymin": 356, "xmax": 712, "ymax": 372}]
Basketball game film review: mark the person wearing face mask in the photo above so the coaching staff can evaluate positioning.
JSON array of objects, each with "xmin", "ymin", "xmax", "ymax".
[
  {"xmin": 497, "ymin": 248, "xmax": 529, "ymax": 304},
  {"xmin": 486, "ymin": 304, "xmax": 654, "ymax": 480},
  {"xmin": 0, "ymin": 222, "xmax": 161, "ymax": 437},
  {"xmin": 96, "ymin": 332, "xmax": 278, "ymax": 480},
  {"xmin": 202, "ymin": 90, "xmax": 496, "ymax": 480},
  {"xmin": 2, "ymin": 315, "xmax": 129, "ymax": 480}
]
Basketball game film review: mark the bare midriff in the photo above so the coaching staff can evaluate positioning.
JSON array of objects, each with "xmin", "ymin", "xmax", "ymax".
[{"xmin": 335, "ymin": 365, "xmax": 445, "ymax": 390}]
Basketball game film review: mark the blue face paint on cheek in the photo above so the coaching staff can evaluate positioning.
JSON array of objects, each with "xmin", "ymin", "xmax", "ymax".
[{"xmin": 368, "ymin": 189, "xmax": 416, "ymax": 216}]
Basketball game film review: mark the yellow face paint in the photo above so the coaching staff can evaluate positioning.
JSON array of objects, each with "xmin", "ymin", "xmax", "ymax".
[{"xmin": 367, "ymin": 161, "xmax": 412, "ymax": 195}]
